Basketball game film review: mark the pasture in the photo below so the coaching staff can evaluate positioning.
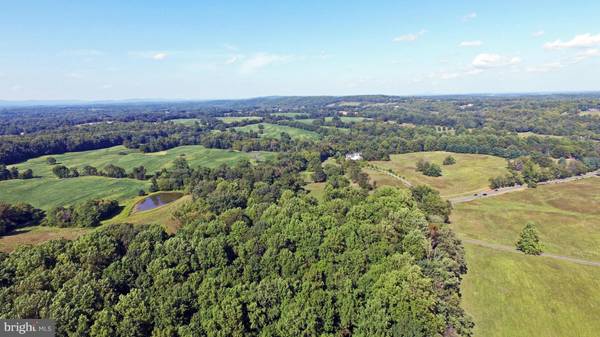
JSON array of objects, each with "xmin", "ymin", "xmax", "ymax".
[
  {"xmin": 0, "ymin": 176, "xmax": 148, "ymax": 210},
  {"xmin": 462, "ymin": 243, "xmax": 600, "ymax": 337},
  {"xmin": 362, "ymin": 167, "xmax": 407, "ymax": 189},
  {"xmin": 517, "ymin": 131, "xmax": 564, "ymax": 139},
  {"xmin": 452, "ymin": 178, "xmax": 600, "ymax": 260},
  {"xmin": 370, "ymin": 151, "xmax": 508, "ymax": 198},
  {"xmin": 169, "ymin": 118, "xmax": 203, "ymax": 126},
  {"xmin": 0, "ymin": 226, "xmax": 90, "ymax": 253},
  {"xmin": 217, "ymin": 116, "xmax": 263, "ymax": 123},
  {"xmin": 270, "ymin": 112, "xmax": 308, "ymax": 117},
  {"xmin": 105, "ymin": 193, "xmax": 192, "ymax": 233},
  {"xmin": 234, "ymin": 123, "xmax": 319, "ymax": 140},
  {"xmin": 1, "ymin": 145, "xmax": 275, "ymax": 209},
  {"xmin": 9, "ymin": 145, "xmax": 275, "ymax": 177},
  {"xmin": 296, "ymin": 117, "xmax": 369, "ymax": 124}
]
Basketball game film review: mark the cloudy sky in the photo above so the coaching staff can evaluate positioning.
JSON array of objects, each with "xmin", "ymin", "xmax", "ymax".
[{"xmin": 1, "ymin": 0, "xmax": 599, "ymax": 100}]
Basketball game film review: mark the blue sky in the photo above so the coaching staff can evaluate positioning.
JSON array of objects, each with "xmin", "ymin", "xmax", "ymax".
[{"xmin": 1, "ymin": 0, "xmax": 599, "ymax": 100}]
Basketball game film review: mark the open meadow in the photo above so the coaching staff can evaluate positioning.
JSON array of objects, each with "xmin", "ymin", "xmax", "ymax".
[
  {"xmin": 0, "ymin": 226, "xmax": 90, "ymax": 252},
  {"xmin": 370, "ymin": 151, "xmax": 508, "ymax": 198},
  {"xmin": 234, "ymin": 123, "xmax": 320, "ymax": 140},
  {"xmin": 452, "ymin": 178, "xmax": 600, "ymax": 260},
  {"xmin": 453, "ymin": 177, "xmax": 600, "ymax": 337},
  {"xmin": 461, "ymin": 243, "xmax": 600, "ymax": 337},
  {"xmin": 105, "ymin": 193, "xmax": 192, "ymax": 233},
  {"xmin": 0, "ymin": 176, "xmax": 148, "ymax": 210},
  {"xmin": 9, "ymin": 145, "xmax": 275, "ymax": 177},
  {"xmin": 217, "ymin": 116, "xmax": 263, "ymax": 123},
  {"xmin": 1, "ymin": 145, "xmax": 275, "ymax": 209},
  {"xmin": 296, "ymin": 116, "xmax": 369, "ymax": 124}
]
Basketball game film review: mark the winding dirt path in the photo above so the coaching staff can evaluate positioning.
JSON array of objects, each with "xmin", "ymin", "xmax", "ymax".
[
  {"xmin": 366, "ymin": 164, "xmax": 413, "ymax": 187},
  {"xmin": 462, "ymin": 238, "xmax": 600, "ymax": 267}
]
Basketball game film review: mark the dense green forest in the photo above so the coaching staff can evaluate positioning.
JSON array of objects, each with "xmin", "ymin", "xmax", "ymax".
[
  {"xmin": 0, "ymin": 155, "xmax": 471, "ymax": 336},
  {"xmin": 1, "ymin": 94, "xmax": 600, "ymax": 336}
]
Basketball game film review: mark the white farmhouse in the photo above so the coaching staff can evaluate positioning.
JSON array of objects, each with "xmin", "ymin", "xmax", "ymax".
[{"xmin": 345, "ymin": 152, "xmax": 363, "ymax": 161}]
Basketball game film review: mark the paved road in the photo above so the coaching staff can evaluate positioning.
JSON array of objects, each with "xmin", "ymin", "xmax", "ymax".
[
  {"xmin": 449, "ymin": 170, "xmax": 600, "ymax": 205},
  {"xmin": 462, "ymin": 238, "xmax": 600, "ymax": 267}
]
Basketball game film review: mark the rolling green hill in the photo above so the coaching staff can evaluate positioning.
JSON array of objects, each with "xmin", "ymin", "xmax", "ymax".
[
  {"xmin": 452, "ymin": 178, "xmax": 600, "ymax": 260},
  {"xmin": 370, "ymin": 151, "xmax": 508, "ymax": 198},
  {"xmin": 1, "ymin": 145, "xmax": 275, "ymax": 209},
  {"xmin": 462, "ymin": 243, "xmax": 600, "ymax": 337},
  {"xmin": 234, "ymin": 123, "xmax": 319, "ymax": 140}
]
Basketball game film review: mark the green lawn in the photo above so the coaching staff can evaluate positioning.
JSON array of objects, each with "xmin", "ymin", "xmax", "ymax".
[
  {"xmin": 452, "ymin": 178, "xmax": 600, "ymax": 260},
  {"xmin": 270, "ymin": 112, "xmax": 308, "ymax": 117},
  {"xmin": 297, "ymin": 117, "xmax": 369, "ymax": 124},
  {"xmin": 9, "ymin": 145, "xmax": 275, "ymax": 177},
  {"xmin": 363, "ymin": 167, "xmax": 407, "ymax": 189},
  {"xmin": 217, "ymin": 116, "xmax": 263, "ymax": 123},
  {"xmin": 371, "ymin": 151, "xmax": 508, "ymax": 198},
  {"xmin": 0, "ymin": 176, "xmax": 148, "ymax": 210},
  {"xmin": 517, "ymin": 131, "xmax": 564, "ymax": 139},
  {"xmin": 304, "ymin": 182, "xmax": 327, "ymax": 201},
  {"xmin": 234, "ymin": 123, "xmax": 319, "ymax": 140},
  {"xmin": 105, "ymin": 193, "xmax": 192, "ymax": 233},
  {"xmin": 1, "ymin": 145, "xmax": 275, "ymax": 209},
  {"xmin": 169, "ymin": 118, "xmax": 203, "ymax": 126},
  {"xmin": 0, "ymin": 226, "xmax": 90, "ymax": 253},
  {"xmin": 462, "ymin": 243, "xmax": 600, "ymax": 337}
]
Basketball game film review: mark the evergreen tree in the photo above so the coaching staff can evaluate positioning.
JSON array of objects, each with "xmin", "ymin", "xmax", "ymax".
[{"xmin": 516, "ymin": 222, "xmax": 543, "ymax": 255}]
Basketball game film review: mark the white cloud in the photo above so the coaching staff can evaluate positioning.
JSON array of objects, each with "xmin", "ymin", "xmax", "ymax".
[
  {"xmin": 462, "ymin": 12, "xmax": 477, "ymax": 21},
  {"xmin": 129, "ymin": 51, "xmax": 170, "ymax": 60},
  {"xmin": 544, "ymin": 33, "xmax": 600, "ymax": 49},
  {"xmin": 11, "ymin": 85, "xmax": 23, "ymax": 91},
  {"xmin": 393, "ymin": 29, "xmax": 427, "ymax": 42},
  {"xmin": 532, "ymin": 30, "xmax": 545, "ymax": 37},
  {"xmin": 152, "ymin": 52, "xmax": 168, "ymax": 61},
  {"xmin": 239, "ymin": 53, "xmax": 290, "ymax": 74},
  {"xmin": 225, "ymin": 55, "xmax": 242, "ymax": 65},
  {"xmin": 427, "ymin": 67, "xmax": 483, "ymax": 81},
  {"xmin": 65, "ymin": 72, "xmax": 83, "ymax": 79},
  {"xmin": 101, "ymin": 84, "xmax": 113, "ymax": 89},
  {"xmin": 573, "ymin": 48, "xmax": 600, "ymax": 63},
  {"xmin": 472, "ymin": 53, "xmax": 521, "ymax": 68},
  {"xmin": 459, "ymin": 40, "xmax": 482, "ymax": 47},
  {"xmin": 526, "ymin": 62, "xmax": 563, "ymax": 73}
]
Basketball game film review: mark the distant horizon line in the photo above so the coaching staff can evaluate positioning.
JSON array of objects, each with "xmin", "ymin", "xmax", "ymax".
[{"xmin": 1, "ymin": 90, "xmax": 600, "ymax": 107}]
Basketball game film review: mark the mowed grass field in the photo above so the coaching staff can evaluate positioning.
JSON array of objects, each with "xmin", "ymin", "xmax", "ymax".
[
  {"xmin": 0, "ymin": 226, "xmax": 90, "ymax": 252},
  {"xmin": 371, "ymin": 151, "xmax": 508, "ymax": 198},
  {"xmin": 217, "ymin": 116, "xmax": 262, "ymax": 123},
  {"xmin": 169, "ymin": 118, "xmax": 203, "ymax": 126},
  {"xmin": 234, "ymin": 123, "xmax": 319, "ymax": 140},
  {"xmin": 1, "ymin": 145, "xmax": 275, "ymax": 209},
  {"xmin": 363, "ymin": 167, "xmax": 407, "ymax": 189},
  {"xmin": 462, "ymin": 243, "xmax": 600, "ymax": 337},
  {"xmin": 296, "ymin": 116, "xmax": 369, "ymax": 124},
  {"xmin": 452, "ymin": 178, "xmax": 600, "ymax": 260},
  {"xmin": 105, "ymin": 193, "xmax": 192, "ymax": 233},
  {"xmin": 0, "ymin": 176, "xmax": 148, "ymax": 210},
  {"xmin": 9, "ymin": 145, "xmax": 275, "ymax": 177}
]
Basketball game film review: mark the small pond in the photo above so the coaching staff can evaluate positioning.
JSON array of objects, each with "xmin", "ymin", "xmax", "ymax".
[{"xmin": 134, "ymin": 192, "xmax": 183, "ymax": 212}]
